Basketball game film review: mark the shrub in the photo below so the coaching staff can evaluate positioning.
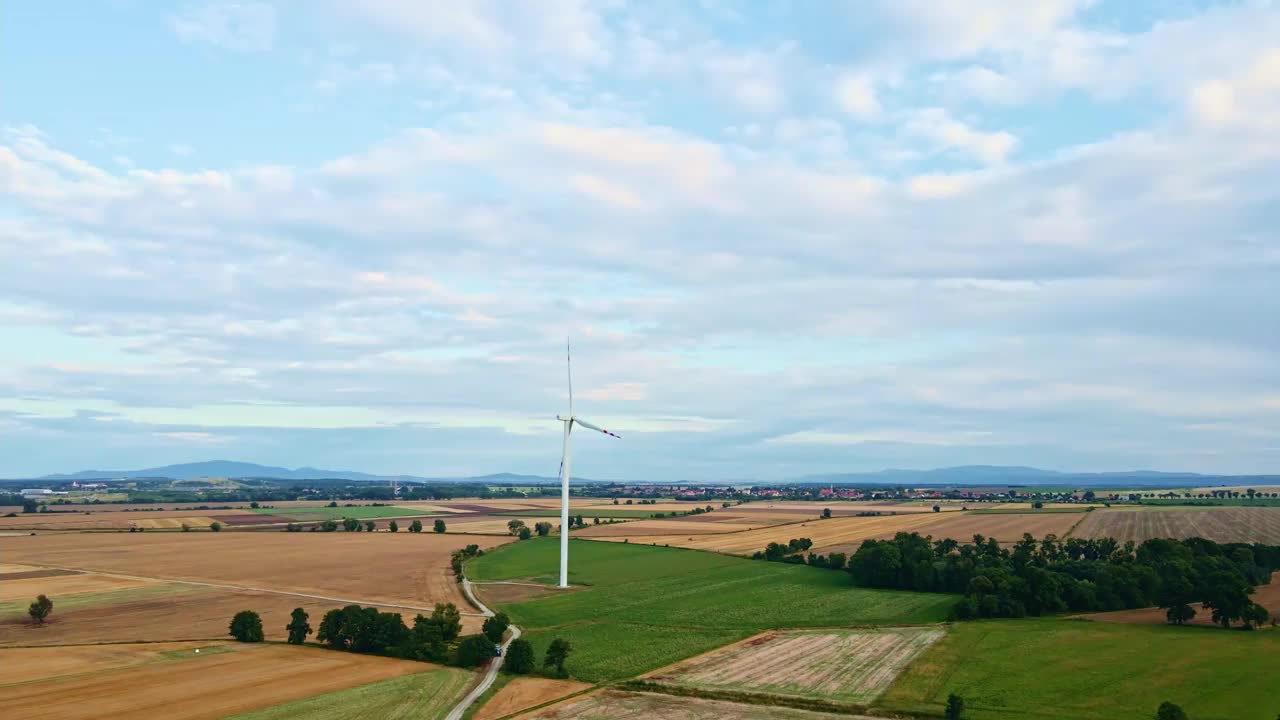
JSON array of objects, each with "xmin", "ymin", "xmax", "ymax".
[
  {"xmin": 229, "ymin": 610, "xmax": 264, "ymax": 642},
  {"xmin": 209, "ymin": 521, "xmax": 222, "ymax": 532},
  {"xmin": 28, "ymin": 594, "xmax": 53, "ymax": 624},
  {"xmin": 433, "ymin": 519, "xmax": 446, "ymax": 533},
  {"xmin": 1155, "ymin": 701, "xmax": 1188, "ymax": 720},
  {"xmin": 409, "ymin": 519, "xmax": 423, "ymax": 533},
  {"xmin": 518, "ymin": 527, "xmax": 532, "ymax": 540},
  {"xmin": 389, "ymin": 520, "xmax": 399, "ymax": 532}
]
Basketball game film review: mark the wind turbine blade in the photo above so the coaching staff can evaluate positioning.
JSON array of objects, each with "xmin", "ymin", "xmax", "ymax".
[
  {"xmin": 573, "ymin": 417, "xmax": 621, "ymax": 439},
  {"xmin": 566, "ymin": 337, "xmax": 574, "ymax": 418}
]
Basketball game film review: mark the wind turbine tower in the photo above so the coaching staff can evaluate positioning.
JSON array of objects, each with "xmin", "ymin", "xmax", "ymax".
[{"xmin": 556, "ymin": 339, "xmax": 621, "ymax": 588}]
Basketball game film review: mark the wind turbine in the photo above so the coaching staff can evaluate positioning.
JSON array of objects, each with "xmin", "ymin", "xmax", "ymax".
[{"xmin": 556, "ymin": 339, "xmax": 621, "ymax": 588}]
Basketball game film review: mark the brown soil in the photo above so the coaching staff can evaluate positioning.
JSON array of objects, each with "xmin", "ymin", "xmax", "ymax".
[
  {"xmin": 0, "ymin": 572, "xmax": 154, "ymax": 602},
  {"xmin": 474, "ymin": 678, "xmax": 591, "ymax": 720},
  {"xmin": 0, "ymin": 531, "xmax": 513, "ymax": 611},
  {"xmin": 1070, "ymin": 507, "xmax": 1280, "ymax": 544},
  {"xmin": 0, "ymin": 642, "xmax": 431, "ymax": 719},
  {"xmin": 0, "ymin": 568, "xmax": 81, "ymax": 581},
  {"xmin": 0, "ymin": 641, "xmax": 225, "ymax": 685}
]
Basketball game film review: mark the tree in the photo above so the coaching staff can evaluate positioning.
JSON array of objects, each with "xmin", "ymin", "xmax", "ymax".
[
  {"xmin": 432, "ymin": 603, "xmax": 463, "ymax": 641},
  {"xmin": 250, "ymin": 501, "xmax": 260, "ymax": 509},
  {"xmin": 933, "ymin": 504, "xmax": 942, "ymax": 513},
  {"xmin": 518, "ymin": 526, "xmax": 532, "ymax": 540},
  {"xmin": 945, "ymin": 693, "xmax": 965, "ymax": 720},
  {"xmin": 455, "ymin": 635, "xmax": 495, "ymax": 667},
  {"xmin": 28, "ymin": 594, "xmax": 53, "ymax": 624},
  {"xmin": 822, "ymin": 507, "xmax": 832, "ymax": 519},
  {"xmin": 483, "ymin": 612, "xmax": 510, "ymax": 643},
  {"xmin": 1165, "ymin": 604, "xmax": 1196, "ymax": 625},
  {"xmin": 210, "ymin": 521, "xmax": 222, "ymax": 532},
  {"xmin": 1156, "ymin": 701, "xmax": 1189, "ymax": 720},
  {"xmin": 504, "ymin": 638, "xmax": 535, "ymax": 674},
  {"xmin": 409, "ymin": 519, "xmax": 423, "ymax": 533},
  {"xmin": 364, "ymin": 520, "xmax": 376, "ymax": 532},
  {"xmin": 286, "ymin": 607, "xmax": 311, "ymax": 644},
  {"xmin": 321, "ymin": 519, "xmax": 339, "ymax": 532},
  {"xmin": 507, "ymin": 519, "xmax": 526, "ymax": 535},
  {"xmin": 22, "ymin": 499, "xmax": 38, "ymax": 513},
  {"xmin": 389, "ymin": 520, "xmax": 399, "ymax": 532},
  {"xmin": 544, "ymin": 638, "xmax": 572, "ymax": 677},
  {"xmin": 229, "ymin": 610, "xmax": 264, "ymax": 642},
  {"xmin": 434, "ymin": 519, "xmax": 447, "ymax": 533},
  {"xmin": 343, "ymin": 517, "xmax": 359, "ymax": 532},
  {"xmin": 534, "ymin": 522, "xmax": 552, "ymax": 537}
]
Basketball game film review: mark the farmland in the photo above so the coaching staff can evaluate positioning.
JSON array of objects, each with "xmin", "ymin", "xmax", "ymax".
[
  {"xmin": 0, "ymin": 642, "xmax": 447, "ymax": 720},
  {"xmin": 0, "ymin": 531, "xmax": 511, "ymax": 614},
  {"xmin": 473, "ymin": 678, "xmax": 591, "ymax": 720},
  {"xmin": 467, "ymin": 538, "xmax": 954, "ymax": 681},
  {"xmin": 522, "ymin": 689, "xmax": 873, "ymax": 720},
  {"xmin": 1071, "ymin": 506, "xmax": 1280, "ymax": 544},
  {"xmin": 645, "ymin": 627, "xmax": 944, "ymax": 706},
  {"xmin": 878, "ymin": 619, "xmax": 1280, "ymax": 720},
  {"xmin": 1080, "ymin": 581, "xmax": 1280, "ymax": 628},
  {"xmin": 227, "ymin": 667, "xmax": 470, "ymax": 719},
  {"xmin": 253, "ymin": 505, "xmax": 438, "ymax": 521}
]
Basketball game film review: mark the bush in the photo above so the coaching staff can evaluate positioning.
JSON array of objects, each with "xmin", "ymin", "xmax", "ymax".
[
  {"xmin": 1156, "ymin": 701, "xmax": 1188, "ymax": 720},
  {"xmin": 518, "ymin": 527, "xmax": 532, "ymax": 540},
  {"xmin": 229, "ymin": 610, "xmax": 264, "ymax": 642},
  {"xmin": 343, "ymin": 517, "xmax": 359, "ymax": 532},
  {"xmin": 455, "ymin": 635, "xmax": 496, "ymax": 667},
  {"xmin": 945, "ymin": 693, "xmax": 965, "ymax": 720},
  {"xmin": 433, "ymin": 519, "xmax": 446, "ymax": 533},
  {"xmin": 389, "ymin": 520, "xmax": 399, "ymax": 532},
  {"xmin": 321, "ymin": 519, "xmax": 338, "ymax": 532},
  {"xmin": 364, "ymin": 520, "xmax": 376, "ymax": 532},
  {"xmin": 28, "ymin": 594, "xmax": 53, "ymax": 624},
  {"xmin": 504, "ymin": 638, "xmax": 535, "ymax": 674},
  {"xmin": 209, "ymin": 521, "xmax": 222, "ymax": 532},
  {"xmin": 482, "ymin": 612, "xmax": 510, "ymax": 643},
  {"xmin": 409, "ymin": 519, "xmax": 423, "ymax": 533}
]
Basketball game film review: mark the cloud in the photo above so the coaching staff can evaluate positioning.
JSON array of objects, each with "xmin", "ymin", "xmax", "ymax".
[
  {"xmin": 834, "ymin": 73, "xmax": 881, "ymax": 119},
  {"xmin": 170, "ymin": 2, "xmax": 276, "ymax": 52},
  {"xmin": 904, "ymin": 109, "xmax": 1018, "ymax": 165}
]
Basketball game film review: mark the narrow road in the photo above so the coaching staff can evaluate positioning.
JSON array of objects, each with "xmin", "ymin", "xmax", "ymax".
[
  {"xmin": 444, "ymin": 577, "xmax": 521, "ymax": 720},
  {"xmin": 21, "ymin": 563, "xmax": 486, "ymax": 616}
]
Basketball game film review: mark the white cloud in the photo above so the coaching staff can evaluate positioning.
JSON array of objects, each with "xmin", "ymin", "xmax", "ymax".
[
  {"xmin": 904, "ymin": 109, "xmax": 1018, "ymax": 165},
  {"xmin": 170, "ymin": 2, "xmax": 276, "ymax": 52},
  {"xmin": 834, "ymin": 72, "xmax": 881, "ymax": 119}
]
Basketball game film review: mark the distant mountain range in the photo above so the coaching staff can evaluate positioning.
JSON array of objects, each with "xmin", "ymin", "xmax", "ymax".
[{"xmin": 13, "ymin": 460, "xmax": 1279, "ymax": 487}]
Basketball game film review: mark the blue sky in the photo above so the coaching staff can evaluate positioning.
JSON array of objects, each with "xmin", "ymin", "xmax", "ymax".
[{"xmin": 2, "ymin": 1, "xmax": 1278, "ymax": 479}]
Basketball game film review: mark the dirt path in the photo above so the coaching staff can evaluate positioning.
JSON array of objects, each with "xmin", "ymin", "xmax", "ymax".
[
  {"xmin": 18, "ymin": 562, "xmax": 487, "ymax": 616},
  {"xmin": 444, "ymin": 577, "xmax": 522, "ymax": 720}
]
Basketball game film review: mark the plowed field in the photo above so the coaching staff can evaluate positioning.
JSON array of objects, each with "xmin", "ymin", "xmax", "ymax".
[
  {"xmin": 523, "ymin": 689, "xmax": 877, "ymax": 720},
  {"xmin": 646, "ymin": 627, "xmax": 944, "ymax": 704},
  {"xmin": 1069, "ymin": 507, "xmax": 1280, "ymax": 544},
  {"xmin": 474, "ymin": 678, "xmax": 591, "ymax": 720}
]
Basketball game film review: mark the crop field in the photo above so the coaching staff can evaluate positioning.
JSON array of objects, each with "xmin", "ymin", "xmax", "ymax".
[
  {"xmin": 0, "ymin": 641, "xmax": 225, "ymax": 685},
  {"xmin": 0, "ymin": 531, "xmax": 512, "ymax": 614},
  {"xmin": 587, "ymin": 512, "xmax": 954, "ymax": 554},
  {"xmin": 467, "ymin": 538, "xmax": 954, "ymax": 681},
  {"xmin": 1069, "ymin": 507, "xmax": 1280, "ymax": 544},
  {"xmin": 646, "ymin": 627, "xmax": 944, "ymax": 705},
  {"xmin": 0, "ymin": 568, "xmax": 154, "ymax": 601},
  {"xmin": 254, "ymin": 505, "xmax": 438, "ymax": 521},
  {"xmin": 0, "ymin": 642, "xmax": 440, "ymax": 720},
  {"xmin": 878, "ymin": 619, "xmax": 1280, "ymax": 720},
  {"xmin": 1080, "ymin": 581, "xmax": 1280, "ymax": 628},
  {"xmin": 523, "ymin": 689, "xmax": 871, "ymax": 720},
  {"xmin": 573, "ymin": 518, "xmax": 770, "ymax": 537},
  {"xmin": 473, "ymin": 678, "xmax": 591, "ymax": 720},
  {"xmin": 494, "ymin": 508, "xmax": 673, "ymax": 519},
  {"xmin": 227, "ymin": 667, "xmax": 470, "ymax": 720},
  {"xmin": 0, "ymin": 508, "xmax": 260, "ymax": 531},
  {"xmin": 444, "ymin": 515, "xmax": 557, "ymax": 535}
]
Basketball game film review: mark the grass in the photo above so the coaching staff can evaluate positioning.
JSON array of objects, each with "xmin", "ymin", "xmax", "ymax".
[
  {"xmin": 468, "ymin": 538, "xmax": 956, "ymax": 682},
  {"xmin": 495, "ymin": 508, "xmax": 672, "ymax": 519},
  {"xmin": 225, "ymin": 667, "xmax": 471, "ymax": 720},
  {"xmin": 160, "ymin": 644, "xmax": 236, "ymax": 660},
  {"xmin": 878, "ymin": 619, "xmax": 1280, "ymax": 720},
  {"xmin": 0, "ymin": 582, "xmax": 198, "ymax": 618},
  {"xmin": 253, "ymin": 506, "xmax": 437, "ymax": 521}
]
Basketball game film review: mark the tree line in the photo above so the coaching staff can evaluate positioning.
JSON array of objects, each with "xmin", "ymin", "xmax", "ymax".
[{"xmin": 846, "ymin": 532, "xmax": 1277, "ymax": 628}]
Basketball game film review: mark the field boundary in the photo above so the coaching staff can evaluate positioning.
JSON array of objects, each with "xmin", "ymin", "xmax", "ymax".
[{"xmin": 617, "ymin": 679, "xmax": 873, "ymax": 715}]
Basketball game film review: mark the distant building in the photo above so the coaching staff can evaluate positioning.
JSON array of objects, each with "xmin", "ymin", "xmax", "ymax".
[{"xmin": 21, "ymin": 488, "xmax": 53, "ymax": 497}]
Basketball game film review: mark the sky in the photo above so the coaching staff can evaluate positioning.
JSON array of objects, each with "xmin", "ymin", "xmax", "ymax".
[{"xmin": 1, "ymin": 1, "xmax": 1278, "ymax": 480}]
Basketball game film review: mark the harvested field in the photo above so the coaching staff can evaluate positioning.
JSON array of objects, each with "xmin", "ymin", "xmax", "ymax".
[
  {"xmin": 588, "ymin": 512, "xmax": 952, "ymax": 555},
  {"xmin": 131, "ymin": 516, "xmax": 222, "ymax": 529},
  {"xmin": 0, "ymin": 531, "xmax": 514, "ymax": 612},
  {"xmin": 0, "ymin": 584, "xmax": 482, "ymax": 646},
  {"xmin": 0, "ymin": 641, "xmax": 230, "ymax": 686},
  {"xmin": 445, "ymin": 516, "xmax": 553, "ymax": 535},
  {"xmin": 474, "ymin": 678, "xmax": 591, "ymax": 720},
  {"xmin": 0, "ymin": 567, "xmax": 80, "ymax": 580},
  {"xmin": 0, "ymin": 508, "xmax": 252, "ymax": 531},
  {"xmin": 573, "ymin": 519, "xmax": 767, "ymax": 537},
  {"xmin": 0, "ymin": 641, "xmax": 433, "ymax": 720},
  {"xmin": 646, "ymin": 627, "xmax": 944, "ymax": 704},
  {"xmin": 227, "ymin": 667, "xmax": 470, "ymax": 720},
  {"xmin": 0, "ymin": 571, "xmax": 154, "ymax": 601},
  {"xmin": 1069, "ymin": 507, "xmax": 1280, "ymax": 544},
  {"xmin": 521, "ymin": 689, "xmax": 877, "ymax": 720},
  {"xmin": 1080, "ymin": 581, "xmax": 1280, "ymax": 628},
  {"xmin": 821, "ymin": 510, "xmax": 1084, "ymax": 555}
]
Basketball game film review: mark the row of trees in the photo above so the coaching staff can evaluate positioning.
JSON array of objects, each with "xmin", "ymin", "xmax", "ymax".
[
  {"xmin": 846, "ymin": 532, "xmax": 1278, "ymax": 628},
  {"xmin": 290, "ymin": 517, "xmax": 448, "ymax": 533}
]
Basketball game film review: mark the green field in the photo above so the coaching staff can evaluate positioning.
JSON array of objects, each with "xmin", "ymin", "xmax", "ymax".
[
  {"xmin": 495, "ymin": 508, "xmax": 672, "ymax": 519},
  {"xmin": 253, "ymin": 506, "xmax": 437, "ymax": 521},
  {"xmin": 878, "ymin": 619, "xmax": 1280, "ymax": 720},
  {"xmin": 226, "ymin": 668, "xmax": 470, "ymax": 720},
  {"xmin": 468, "ymin": 538, "xmax": 955, "ymax": 682}
]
